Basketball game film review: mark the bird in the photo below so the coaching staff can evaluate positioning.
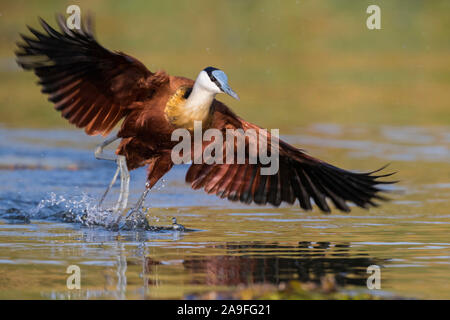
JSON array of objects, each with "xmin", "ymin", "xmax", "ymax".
[{"xmin": 15, "ymin": 14, "xmax": 395, "ymax": 227}]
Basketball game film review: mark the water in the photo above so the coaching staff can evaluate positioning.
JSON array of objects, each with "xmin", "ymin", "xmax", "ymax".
[{"xmin": 0, "ymin": 124, "xmax": 449, "ymax": 299}]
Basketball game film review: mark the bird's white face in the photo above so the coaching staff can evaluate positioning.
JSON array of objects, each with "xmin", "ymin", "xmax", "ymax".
[
  {"xmin": 195, "ymin": 68, "xmax": 240, "ymax": 100},
  {"xmin": 195, "ymin": 70, "xmax": 222, "ymax": 94}
]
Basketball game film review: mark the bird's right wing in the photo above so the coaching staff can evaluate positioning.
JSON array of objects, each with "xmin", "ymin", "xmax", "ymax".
[
  {"xmin": 16, "ymin": 14, "xmax": 167, "ymax": 136},
  {"xmin": 186, "ymin": 101, "xmax": 396, "ymax": 213}
]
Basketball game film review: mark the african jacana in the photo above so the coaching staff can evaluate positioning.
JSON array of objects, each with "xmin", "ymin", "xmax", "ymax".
[{"xmin": 15, "ymin": 15, "xmax": 395, "ymax": 228}]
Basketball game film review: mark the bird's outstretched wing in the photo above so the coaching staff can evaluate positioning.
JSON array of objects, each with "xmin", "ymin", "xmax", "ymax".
[
  {"xmin": 15, "ymin": 14, "xmax": 164, "ymax": 136},
  {"xmin": 186, "ymin": 101, "xmax": 396, "ymax": 213}
]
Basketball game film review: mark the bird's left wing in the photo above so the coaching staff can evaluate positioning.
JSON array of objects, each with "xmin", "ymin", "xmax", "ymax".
[
  {"xmin": 186, "ymin": 101, "xmax": 395, "ymax": 213},
  {"xmin": 16, "ymin": 14, "xmax": 165, "ymax": 136}
]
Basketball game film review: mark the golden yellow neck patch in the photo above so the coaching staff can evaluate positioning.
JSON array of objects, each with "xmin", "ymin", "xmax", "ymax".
[{"xmin": 164, "ymin": 86, "xmax": 213, "ymax": 131}]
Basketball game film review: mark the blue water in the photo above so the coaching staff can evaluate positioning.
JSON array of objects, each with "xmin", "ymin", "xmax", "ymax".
[{"xmin": 0, "ymin": 124, "xmax": 449, "ymax": 299}]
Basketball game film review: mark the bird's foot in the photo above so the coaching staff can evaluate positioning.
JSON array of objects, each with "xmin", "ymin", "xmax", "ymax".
[{"xmin": 172, "ymin": 217, "xmax": 185, "ymax": 232}]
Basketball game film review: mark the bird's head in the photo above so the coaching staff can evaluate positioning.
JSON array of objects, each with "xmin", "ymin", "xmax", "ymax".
[{"xmin": 195, "ymin": 67, "xmax": 239, "ymax": 100}]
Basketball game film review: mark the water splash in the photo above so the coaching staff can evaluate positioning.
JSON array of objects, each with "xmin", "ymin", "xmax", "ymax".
[
  {"xmin": 27, "ymin": 191, "xmax": 191, "ymax": 232},
  {"xmin": 31, "ymin": 191, "xmax": 116, "ymax": 226}
]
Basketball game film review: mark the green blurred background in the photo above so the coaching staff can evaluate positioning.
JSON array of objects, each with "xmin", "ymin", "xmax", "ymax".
[{"xmin": 0, "ymin": 0, "xmax": 449, "ymax": 132}]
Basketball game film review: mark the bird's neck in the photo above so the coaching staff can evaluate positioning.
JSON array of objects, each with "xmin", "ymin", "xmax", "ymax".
[
  {"xmin": 184, "ymin": 82, "xmax": 216, "ymax": 112},
  {"xmin": 164, "ymin": 84, "xmax": 215, "ymax": 131}
]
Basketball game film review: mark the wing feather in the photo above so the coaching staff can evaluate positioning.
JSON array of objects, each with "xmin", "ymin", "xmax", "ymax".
[
  {"xmin": 16, "ymin": 14, "xmax": 162, "ymax": 136},
  {"xmin": 185, "ymin": 101, "xmax": 396, "ymax": 213}
]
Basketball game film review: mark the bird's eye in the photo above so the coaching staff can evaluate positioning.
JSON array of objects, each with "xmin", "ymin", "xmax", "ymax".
[{"xmin": 207, "ymin": 74, "xmax": 222, "ymax": 90}]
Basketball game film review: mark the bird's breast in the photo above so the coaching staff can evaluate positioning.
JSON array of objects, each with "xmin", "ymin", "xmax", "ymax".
[{"xmin": 164, "ymin": 86, "xmax": 213, "ymax": 131}]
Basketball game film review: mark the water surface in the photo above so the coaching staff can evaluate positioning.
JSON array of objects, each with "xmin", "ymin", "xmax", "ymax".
[{"xmin": 0, "ymin": 124, "xmax": 449, "ymax": 299}]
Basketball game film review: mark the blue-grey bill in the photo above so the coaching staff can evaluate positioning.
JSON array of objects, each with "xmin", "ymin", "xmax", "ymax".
[
  {"xmin": 222, "ymin": 85, "xmax": 240, "ymax": 100},
  {"xmin": 212, "ymin": 69, "xmax": 240, "ymax": 100}
]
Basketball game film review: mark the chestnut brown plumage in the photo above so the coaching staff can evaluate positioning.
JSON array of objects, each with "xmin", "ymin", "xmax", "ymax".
[{"xmin": 15, "ymin": 15, "xmax": 395, "ymax": 217}]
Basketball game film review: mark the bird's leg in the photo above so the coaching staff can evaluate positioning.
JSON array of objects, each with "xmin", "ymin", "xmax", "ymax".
[
  {"xmin": 128, "ymin": 183, "xmax": 150, "ymax": 216},
  {"xmin": 95, "ymin": 135, "xmax": 120, "ymax": 161},
  {"xmin": 98, "ymin": 165, "xmax": 120, "ymax": 209},
  {"xmin": 125, "ymin": 183, "xmax": 151, "ymax": 229},
  {"xmin": 122, "ymin": 155, "xmax": 172, "ymax": 229},
  {"xmin": 94, "ymin": 135, "xmax": 121, "ymax": 209},
  {"xmin": 113, "ymin": 155, "xmax": 130, "ymax": 222}
]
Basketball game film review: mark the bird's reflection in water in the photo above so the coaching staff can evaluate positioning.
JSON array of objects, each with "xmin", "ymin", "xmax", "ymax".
[
  {"xmin": 44, "ymin": 240, "xmax": 384, "ymax": 299},
  {"xmin": 144, "ymin": 241, "xmax": 384, "ymax": 289}
]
